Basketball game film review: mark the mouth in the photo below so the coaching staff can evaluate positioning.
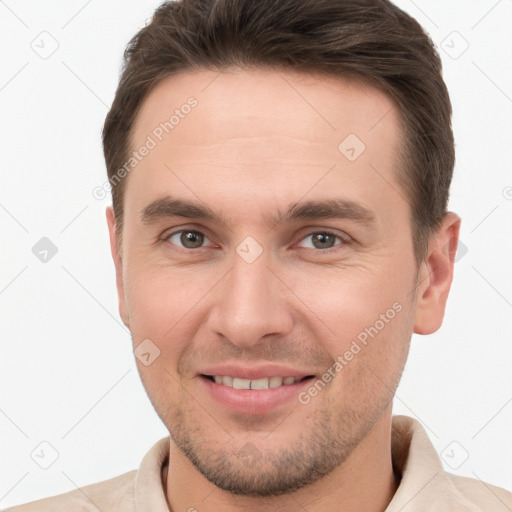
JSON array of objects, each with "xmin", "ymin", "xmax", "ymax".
[
  {"xmin": 201, "ymin": 374, "xmax": 315, "ymax": 389},
  {"xmin": 198, "ymin": 373, "xmax": 317, "ymax": 414}
]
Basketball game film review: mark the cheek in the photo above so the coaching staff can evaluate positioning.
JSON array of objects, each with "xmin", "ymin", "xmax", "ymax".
[
  {"xmin": 125, "ymin": 268, "xmax": 193, "ymax": 401},
  {"xmin": 288, "ymin": 266, "xmax": 405, "ymax": 334},
  {"xmin": 124, "ymin": 265, "xmax": 198, "ymax": 331},
  {"xmin": 123, "ymin": 264, "xmax": 219, "ymax": 376},
  {"xmin": 283, "ymin": 264, "xmax": 413, "ymax": 391}
]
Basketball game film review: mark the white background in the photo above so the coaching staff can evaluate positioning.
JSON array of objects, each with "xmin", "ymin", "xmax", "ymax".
[{"xmin": 1, "ymin": 0, "xmax": 511, "ymax": 507}]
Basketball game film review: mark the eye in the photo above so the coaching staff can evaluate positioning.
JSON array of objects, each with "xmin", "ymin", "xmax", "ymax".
[
  {"xmin": 297, "ymin": 231, "xmax": 347, "ymax": 251},
  {"xmin": 166, "ymin": 230, "xmax": 211, "ymax": 249}
]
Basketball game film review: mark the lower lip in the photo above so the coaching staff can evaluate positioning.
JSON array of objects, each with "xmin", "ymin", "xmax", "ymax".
[{"xmin": 199, "ymin": 375, "xmax": 314, "ymax": 414}]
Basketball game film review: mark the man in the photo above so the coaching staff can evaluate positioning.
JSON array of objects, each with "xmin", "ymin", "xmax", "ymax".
[{"xmin": 7, "ymin": 0, "xmax": 512, "ymax": 510}]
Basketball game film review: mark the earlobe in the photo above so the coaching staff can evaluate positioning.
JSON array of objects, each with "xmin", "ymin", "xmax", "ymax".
[
  {"xmin": 413, "ymin": 212, "xmax": 461, "ymax": 335},
  {"xmin": 106, "ymin": 206, "xmax": 130, "ymax": 329}
]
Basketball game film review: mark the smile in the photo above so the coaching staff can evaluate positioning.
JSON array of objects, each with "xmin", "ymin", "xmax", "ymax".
[{"xmin": 204, "ymin": 375, "xmax": 313, "ymax": 389}]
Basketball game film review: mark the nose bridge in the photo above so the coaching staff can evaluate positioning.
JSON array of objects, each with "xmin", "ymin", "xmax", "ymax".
[
  {"xmin": 208, "ymin": 246, "xmax": 292, "ymax": 347},
  {"xmin": 230, "ymin": 252, "xmax": 271, "ymax": 306}
]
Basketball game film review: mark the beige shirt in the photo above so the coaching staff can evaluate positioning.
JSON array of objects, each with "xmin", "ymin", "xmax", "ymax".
[{"xmin": 5, "ymin": 415, "xmax": 512, "ymax": 511}]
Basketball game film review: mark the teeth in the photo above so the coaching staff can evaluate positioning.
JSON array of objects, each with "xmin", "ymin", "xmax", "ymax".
[
  {"xmin": 251, "ymin": 378, "xmax": 269, "ymax": 390},
  {"xmin": 269, "ymin": 376, "xmax": 283, "ymax": 388},
  {"xmin": 232, "ymin": 378, "xmax": 251, "ymax": 390},
  {"xmin": 211, "ymin": 375, "xmax": 303, "ymax": 389}
]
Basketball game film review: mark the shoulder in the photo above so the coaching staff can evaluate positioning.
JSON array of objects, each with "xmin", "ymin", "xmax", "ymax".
[
  {"xmin": 389, "ymin": 415, "xmax": 512, "ymax": 511},
  {"xmin": 445, "ymin": 473, "xmax": 512, "ymax": 511},
  {"xmin": 3, "ymin": 470, "xmax": 137, "ymax": 512}
]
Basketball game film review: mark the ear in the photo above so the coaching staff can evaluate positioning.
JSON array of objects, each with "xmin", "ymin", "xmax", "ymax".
[
  {"xmin": 413, "ymin": 212, "xmax": 461, "ymax": 335},
  {"xmin": 106, "ymin": 206, "xmax": 130, "ymax": 329}
]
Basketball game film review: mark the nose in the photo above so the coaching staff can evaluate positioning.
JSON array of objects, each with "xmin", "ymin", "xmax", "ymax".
[{"xmin": 206, "ymin": 250, "xmax": 294, "ymax": 348}]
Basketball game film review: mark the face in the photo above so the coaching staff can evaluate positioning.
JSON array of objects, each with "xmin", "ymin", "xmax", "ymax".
[{"xmin": 107, "ymin": 68, "xmax": 433, "ymax": 496}]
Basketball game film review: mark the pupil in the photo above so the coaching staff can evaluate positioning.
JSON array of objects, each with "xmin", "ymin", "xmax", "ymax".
[
  {"xmin": 314, "ymin": 233, "xmax": 334, "ymax": 249},
  {"xmin": 182, "ymin": 231, "xmax": 203, "ymax": 248}
]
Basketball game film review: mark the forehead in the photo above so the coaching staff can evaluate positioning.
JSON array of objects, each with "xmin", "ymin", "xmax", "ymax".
[
  {"xmin": 131, "ymin": 67, "xmax": 400, "ymax": 151},
  {"xmin": 125, "ymin": 67, "xmax": 406, "ymax": 229}
]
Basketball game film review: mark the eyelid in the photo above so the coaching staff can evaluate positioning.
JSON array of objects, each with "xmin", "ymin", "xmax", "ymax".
[
  {"xmin": 160, "ymin": 226, "xmax": 352, "ymax": 251},
  {"xmin": 161, "ymin": 226, "xmax": 215, "ymax": 249},
  {"xmin": 295, "ymin": 229, "xmax": 351, "ymax": 251}
]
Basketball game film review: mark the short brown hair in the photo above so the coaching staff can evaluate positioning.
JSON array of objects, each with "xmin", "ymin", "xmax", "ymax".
[{"xmin": 102, "ymin": 0, "xmax": 454, "ymax": 264}]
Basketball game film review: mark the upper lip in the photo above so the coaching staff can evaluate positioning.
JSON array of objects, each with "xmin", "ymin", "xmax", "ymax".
[{"xmin": 199, "ymin": 364, "xmax": 315, "ymax": 380}]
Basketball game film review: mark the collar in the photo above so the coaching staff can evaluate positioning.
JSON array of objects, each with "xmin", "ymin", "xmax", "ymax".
[{"xmin": 132, "ymin": 415, "xmax": 459, "ymax": 511}]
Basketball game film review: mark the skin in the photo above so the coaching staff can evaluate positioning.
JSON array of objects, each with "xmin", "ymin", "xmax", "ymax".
[{"xmin": 106, "ymin": 67, "xmax": 460, "ymax": 511}]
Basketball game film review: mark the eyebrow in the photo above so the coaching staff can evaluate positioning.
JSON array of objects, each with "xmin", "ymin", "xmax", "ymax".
[{"xmin": 139, "ymin": 195, "xmax": 376, "ymax": 228}]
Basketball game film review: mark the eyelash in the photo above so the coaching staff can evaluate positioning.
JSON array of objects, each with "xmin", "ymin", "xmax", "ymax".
[
  {"xmin": 161, "ymin": 228, "xmax": 350, "ymax": 253},
  {"xmin": 300, "ymin": 230, "xmax": 350, "ymax": 253}
]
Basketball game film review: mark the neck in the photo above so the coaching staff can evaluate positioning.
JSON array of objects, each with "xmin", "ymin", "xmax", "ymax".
[{"xmin": 164, "ymin": 409, "xmax": 398, "ymax": 512}]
